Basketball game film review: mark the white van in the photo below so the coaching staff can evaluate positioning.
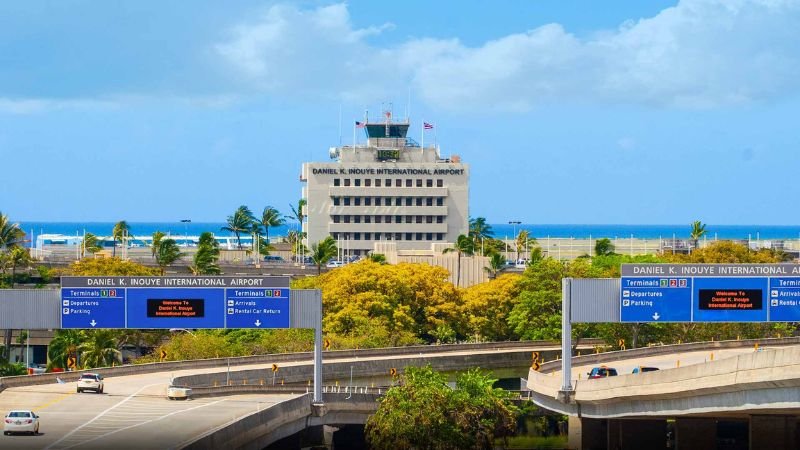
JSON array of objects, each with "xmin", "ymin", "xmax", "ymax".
[{"xmin": 515, "ymin": 259, "xmax": 529, "ymax": 269}]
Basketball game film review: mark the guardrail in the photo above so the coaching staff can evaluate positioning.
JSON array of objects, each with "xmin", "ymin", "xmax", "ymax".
[{"xmin": 0, "ymin": 339, "xmax": 600, "ymax": 393}]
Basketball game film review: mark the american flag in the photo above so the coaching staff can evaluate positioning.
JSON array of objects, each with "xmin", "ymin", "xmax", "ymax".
[
  {"xmin": 423, "ymin": 122, "xmax": 434, "ymax": 130},
  {"xmin": 355, "ymin": 121, "xmax": 366, "ymax": 128}
]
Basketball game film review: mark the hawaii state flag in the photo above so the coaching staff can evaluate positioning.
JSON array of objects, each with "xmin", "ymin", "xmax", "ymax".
[
  {"xmin": 423, "ymin": 122, "xmax": 434, "ymax": 130},
  {"xmin": 355, "ymin": 121, "xmax": 366, "ymax": 128}
]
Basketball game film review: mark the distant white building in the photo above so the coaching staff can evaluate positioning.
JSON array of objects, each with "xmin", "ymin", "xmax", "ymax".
[{"xmin": 300, "ymin": 116, "xmax": 469, "ymax": 256}]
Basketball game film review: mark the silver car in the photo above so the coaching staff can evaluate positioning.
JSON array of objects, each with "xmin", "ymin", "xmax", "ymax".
[{"xmin": 77, "ymin": 373, "xmax": 104, "ymax": 394}]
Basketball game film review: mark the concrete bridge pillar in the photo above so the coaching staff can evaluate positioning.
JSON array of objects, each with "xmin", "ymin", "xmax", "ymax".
[
  {"xmin": 675, "ymin": 418, "xmax": 716, "ymax": 450},
  {"xmin": 750, "ymin": 415, "xmax": 798, "ymax": 450}
]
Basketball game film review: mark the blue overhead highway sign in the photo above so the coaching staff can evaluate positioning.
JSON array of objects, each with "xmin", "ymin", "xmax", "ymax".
[
  {"xmin": 621, "ymin": 277, "xmax": 692, "ymax": 322},
  {"xmin": 60, "ymin": 276, "xmax": 289, "ymax": 329}
]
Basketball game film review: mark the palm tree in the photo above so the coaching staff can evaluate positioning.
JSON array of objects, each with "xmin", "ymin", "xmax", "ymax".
[
  {"xmin": 47, "ymin": 329, "xmax": 85, "ymax": 370},
  {"xmin": 286, "ymin": 230, "xmax": 307, "ymax": 256},
  {"xmin": 79, "ymin": 330, "xmax": 121, "ymax": 369},
  {"xmin": 155, "ymin": 238, "xmax": 183, "ymax": 275},
  {"xmin": 443, "ymin": 234, "xmax": 475, "ymax": 288},
  {"xmin": 310, "ymin": 236, "xmax": 338, "ymax": 275},
  {"xmin": 514, "ymin": 230, "xmax": 537, "ymax": 261},
  {"xmin": 221, "ymin": 206, "xmax": 255, "ymax": 249},
  {"xmin": 484, "ymin": 252, "xmax": 506, "ymax": 278},
  {"xmin": 690, "ymin": 220, "xmax": 708, "ymax": 249},
  {"xmin": 8, "ymin": 246, "xmax": 31, "ymax": 288},
  {"xmin": 189, "ymin": 232, "xmax": 220, "ymax": 275},
  {"xmin": 259, "ymin": 206, "xmax": 285, "ymax": 245},
  {"xmin": 82, "ymin": 233, "xmax": 102, "ymax": 257},
  {"xmin": 150, "ymin": 231, "xmax": 166, "ymax": 259},
  {"xmin": 290, "ymin": 199, "xmax": 307, "ymax": 225},
  {"xmin": 469, "ymin": 217, "xmax": 495, "ymax": 255},
  {"xmin": 111, "ymin": 221, "xmax": 131, "ymax": 257},
  {"xmin": 0, "ymin": 212, "xmax": 24, "ymax": 249},
  {"xmin": 369, "ymin": 253, "xmax": 387, "ymax": 264}
]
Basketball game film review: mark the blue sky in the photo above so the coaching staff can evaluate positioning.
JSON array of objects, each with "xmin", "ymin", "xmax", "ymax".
[{"xmin": 2, "ymin": 0, "xmax": 799, "ymax": 224}]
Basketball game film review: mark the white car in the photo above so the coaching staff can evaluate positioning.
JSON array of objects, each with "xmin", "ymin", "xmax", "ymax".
[
  {"xmin": 3, "ymin": 410, "xmax": 40, "ymax": 436},
  {"xmin": 326, "ymin": 260, "xmax": 345, "ymax": 268},
  {"xmin": 77, "ymin": 373, "xmax": 104, "ymax": 394}
]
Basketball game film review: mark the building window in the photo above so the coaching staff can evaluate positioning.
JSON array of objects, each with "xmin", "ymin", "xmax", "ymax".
[
  {"xmin": 344, "ymin": 197, "xmax": 351, "ymax": 206},
  {"xmin": 426, "ymin": 216, "xmax": 433, "ymax": 223},
  {"xmin": 416, "ymin": 216, "xmax": 423, "ymax": 223},
  {"xmin": 416, "ymin": 179, "xmax": 422, "ymax": 187},
  {"xmin": 364, "ymin": 179, "xmax": 371, "ymax": 187},
  {"xmin": 405, "ymin": 233, "xmax": 412, "ymax": 240},
  {"xmin": 344, "ymin": 215, "xmax": 351, "ymax": 223},
  {"xmin": 396, "ymin": 215, "xmax": 403, "ymax": 223},
  {"xmin": 416, "ymin": 233, "xmax": 423, "ymax": 240},
  {"xmin": 354, "ymin": 233, "xmax": 361, "ymax": 240},
  {"xmin": 426, "ymin": 197, "xmax": 433, "ymax": 206},
  {"xmin": 374, "ymin": 233, "xmax": 381, "ymax": 240},
  {"xmin": 344, "ymin": 179, "xmax": 351, "ymax": 186},
  {"xmin": 406, "ymin": 197, "xmax": 413, "ymax": 206},
  {"xmin": 395, "ymin": 233, "xmax": 402, "ymax": 241},
  {"xmin": 354, "ymin": 216, "xmax": 361, "ymax": 223},
  {"xmin": 437, "ymin": 233, "xmax": 444, "ymax": 240},
  {"xmin": 365, "ymin": 233, "xmax": 371, "ymax": 240},
  {"xmin": 406, "ymin": 179, "xmax": 412, "ymax": 187},
  {"xmin": 355, "ymin": 179, "xmax": 361, "ymax": 187},
  {"xmin": 386, "ymin": 178, "xmax": 392, "ymax": 187},
  {"xmin": 426, "ymin": 179, "xmax": 433, "ymax": 187},
  {"xmin": 333, "ymin": 215, "xmax": 340, "ymax": 223},
  {"xmin": 354, "ymin": 197, "xmax": 361, "ymax": 206},
  {"xmin": 334, "ymin": 179, "xmax": 341, "ymax": 186},
  {"xmin": 375, "ymin": 179, "xmax": 381, "ymax": 187},
  {"xmin": 375, "ymin": 216, "xmax": 382, "ymax": 224},
  {"xmin": 385, "ymin": 215, "xmax": 392, "ymax": 223},
  {"xmin": 365, "ymin": 197, "xmax": 372, "ymax": 206},
  {"xmin": 332, "ymin": 233, "xmax": 339, "ymax": 240},
  {"xmin": 375, "ymin": 197, "xmax": 382, "ymax": 206},
  {"xmin": 426, "ymin": 233, "xmax": 433, "ymax": 240},
  {"xmin": 405, "ymin": 216, "xmax": 413, "ymax": 223},
  {"xmin": 437, "ymin": 179, "xmax": 443, "ymax": 187},
  {"xmin": 333, "ymin": 197, "xmax": 340, "ymax": 206},
  {"xmin": 416, "ymin": 198, "xmax": 423, "ymax": 206},
  {"xmin": 437, "ymin": 216, "xmax": 444, "ymax": 223},
  {"xmin": 436, "ymin": 198, "xmax": 443, "ymax": 206},
  {"xmin": 365, "ymin": 216, "xmax": 371, "ymax": 223},
  {"xmin": 395, "ymin": 197, "xmax": 402, "ymax": 205},
  {"xmin": 394, "ymin": 179, "xmax": 400, "ymax": 187}
]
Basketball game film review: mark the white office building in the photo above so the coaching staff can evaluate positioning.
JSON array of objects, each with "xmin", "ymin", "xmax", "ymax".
[{"xmin": 300, "ymin": 117, "xmax": 469, "ymax": 256}]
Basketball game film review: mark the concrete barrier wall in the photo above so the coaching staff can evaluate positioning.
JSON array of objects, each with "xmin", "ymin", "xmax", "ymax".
[
  {"xmin": 181, "ymin": 393, "xmax": 382, "ymax": 450},
  {"xmin": 0, "ymin": 339, "xmax": 577, "ymax": 392}
]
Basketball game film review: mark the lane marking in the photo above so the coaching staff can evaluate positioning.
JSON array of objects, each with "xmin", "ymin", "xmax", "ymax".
[
  {"xmin": 60, "ymin": 400, "xmax": 224, "ymax": 450},
  {"xmin": 34, "ymin": 392, "xmax": 75, "ymax": 411},
  {"xmin": 44, "ymin": 383, "xmax": 163, "ymax": 450}
]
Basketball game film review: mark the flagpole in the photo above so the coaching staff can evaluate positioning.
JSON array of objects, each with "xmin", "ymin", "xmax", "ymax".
[{"xmin": 421, "ymin": 119, "xmax": 424, "ymax": 150}]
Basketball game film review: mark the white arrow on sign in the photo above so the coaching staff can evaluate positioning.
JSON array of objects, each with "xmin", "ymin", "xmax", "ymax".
[
  {"xmin": 254, "ymin": 320, "xmax": 262, "ymax": 327},
  {"xmin": 652, "ymin": 312, "xmax": 660, "ymax": 321},
  {"xmin": 90, "ymin": 320, "xmax": 97, "ymax": 327}
]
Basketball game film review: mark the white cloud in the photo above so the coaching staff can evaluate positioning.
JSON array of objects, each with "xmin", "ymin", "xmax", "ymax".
[
  {"xmin": 215, "ymin": 0, "xmax": 800, "ymax": 111},
  {"xmin": 0, "ymin": 98, "xmax": 118, "ymax": 114}
]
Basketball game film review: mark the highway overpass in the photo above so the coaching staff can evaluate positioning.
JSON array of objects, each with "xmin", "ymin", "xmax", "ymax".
[
  {"xmin": 527, "ymin": 337, "xmax": 800, "ymax": 450},
  {"xmin": 1, "ymin": 340, "xmax": 583, "ymax": 449}
]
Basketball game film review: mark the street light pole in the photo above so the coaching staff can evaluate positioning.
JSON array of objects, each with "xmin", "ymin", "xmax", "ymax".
[
  {"xmin": 181, "ymin": 219, "xmax": 191, "ymax": 247},
  {"xmin": 509, "ymin": 221, "xmax": 521, "ymax": 260}
]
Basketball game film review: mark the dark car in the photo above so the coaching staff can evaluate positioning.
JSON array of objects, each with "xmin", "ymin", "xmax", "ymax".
[
  {"xmin": 632, "ymin": 366, "xmax": 659, "ymax": 374},
  {"xmin": 587, "ymin": 366, "xmax": 618, "ymax": 379}
]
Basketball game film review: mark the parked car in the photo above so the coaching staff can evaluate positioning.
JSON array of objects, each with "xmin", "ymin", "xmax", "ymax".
[
  {"xmin": 587, "ymin": 366, "xmax": 618, "ymax": 379},
  {"xmin": 326, "ymin": 260, "xmax": 345, "ymax": 268},
  {"xmin": 77, "ymin": 373, "xmax": 104, "ymax": 393},
  {"xmin": 632, "ymin": 366, "xmax": 659, "ymax": 374},
  {"xmin": 3, "ymin": 410, "xmax": 39, "ymax": 435},
  {"xmin": 515, "ymin": 259, "xmax": 530, "ymax": 269},
  {"xmin": 263, "ymin": 255, "xmax": 284, "ymax": 262}
]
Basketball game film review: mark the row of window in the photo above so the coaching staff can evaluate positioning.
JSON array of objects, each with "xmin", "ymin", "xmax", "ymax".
[
  {"xmin": 331, "ymin": 232, "xmax": 445, "ymax": 241},
  {"xmin": 332, "ymin": 197, "xmax": 444, "ymax": 207},
  {"xmin": 333, "ymin": 178, "xmax": 444, "ymax": 188},
  {"xmin": 333, "ymin": 215, "xmax": 445, "ymax": 224}
]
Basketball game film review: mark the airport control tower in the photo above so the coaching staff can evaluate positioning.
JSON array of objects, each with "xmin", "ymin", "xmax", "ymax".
[{"xmin": 300, "ymin": 111, "xmax": 469, "ymax": 255}]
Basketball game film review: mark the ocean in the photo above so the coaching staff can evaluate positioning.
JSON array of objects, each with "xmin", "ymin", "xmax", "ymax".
[{"xmin": 17, "ymin": 222, "xmax": 800, "ymax": 241}]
